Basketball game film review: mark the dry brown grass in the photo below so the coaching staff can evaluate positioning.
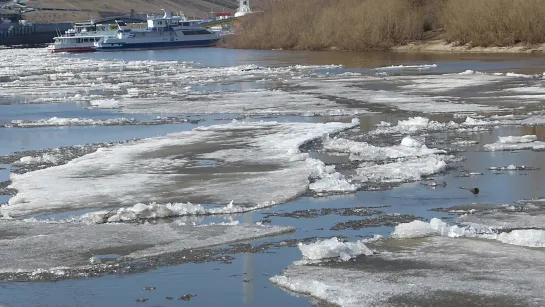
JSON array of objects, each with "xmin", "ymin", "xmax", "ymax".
[
  {"xmin": 441, "ymin": 0, "xmax": 545, "ymax": 46},
  {"xmin": 228, "ymin": 0, "xmax": 545, "ymax": 51},
  {"xmin": 228, "ymin": 0, "xmax": 432, "ymax": 51}
]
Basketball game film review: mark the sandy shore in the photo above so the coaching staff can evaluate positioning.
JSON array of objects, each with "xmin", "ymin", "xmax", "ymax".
[{"xmin": 392, "ymin": 39, "xmax": 545, "ymax": 54}]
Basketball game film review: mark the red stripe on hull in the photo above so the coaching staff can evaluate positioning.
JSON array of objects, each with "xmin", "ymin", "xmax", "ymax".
[{"xmin": 49, "ymin": 47, "xmax": 96, "ymax": 53}]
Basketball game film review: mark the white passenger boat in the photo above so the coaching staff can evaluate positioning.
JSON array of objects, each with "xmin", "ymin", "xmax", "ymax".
[
  {"xmin": 93, "ymin": 12, "xmax": 220, "ymax": 51},
  {"xmin": 47, "ymin": 21, "xmax": 146, "ymax": 53}
]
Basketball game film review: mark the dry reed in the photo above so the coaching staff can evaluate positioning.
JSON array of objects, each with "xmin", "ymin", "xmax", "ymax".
[
  {"xmin": 227, "ymin": 0, "xmax": 431, "ymax": 51},
  {"xmin": 226, "ymin": 0, "xmax": 545, "ymax": 50},
  {"xmin": 441, "ymin": 0, "xmax": 545, "ymax": 46}
]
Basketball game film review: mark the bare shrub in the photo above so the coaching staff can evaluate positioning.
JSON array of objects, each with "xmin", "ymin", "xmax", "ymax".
[
  {"xmin": 226, "ymin": 0, "xmax": 545, "ymax": 50},
  {"xmin": 226, "ymin": 0, "xmax": 430, "ymax": 51},
  {"xmin": 441, "ymin": 0, "xmax": 545, "ymax": 46}
]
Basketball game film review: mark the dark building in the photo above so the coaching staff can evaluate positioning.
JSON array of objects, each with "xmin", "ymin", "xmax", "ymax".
[{"xmin": 0, "ymin": 10, "xmax": 72, "ymax": 46}]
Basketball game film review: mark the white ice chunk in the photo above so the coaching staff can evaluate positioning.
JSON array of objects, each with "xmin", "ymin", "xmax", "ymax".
[
  {"xmin": 89, "ymin": 99, "xmax": 120, "ymax": 109},
  {"xmin": 392, "ymin": 218, "xmax": 545, "ymax": 248},
  {"xmin": 354, "ymin": 155, "xmax": 447, "ymax": 183},
  {"xmin": 391, "ymin": 220, "xmax": 437, "ymax": 238},
  {"xmin": 375, "ymin": 64, "xmax": 437, "ymax": 70},
  {"xmin": 497, "ymin": 230, "xmax": 545, "ymax": 247},
  {"xmin": 323, "ymin": 136, "xmax": 444, "ymax": 161},
  {"xmin": 485, "ymin": 135, "xmax": 545, "ymax": 151},
  {"xmin": 370, "ymin": 117, "xmax": 459, "ymax": 135},
  {"xmin": 73, "ymin": 200, "xmax": 274, "ymax": 224},
  {"xmin": 13, "ymin": 153, "xmax": 60, "ymax": 165},
  {"xmin": 499, "ymin": 135, "xmax": 537, "ymax": 143},
  {"xmin": 298, "ymin": 237, "xmax": 374, "ymax": 262},
  {"xmin": 308, "ymin": 160, "xmax": 358, "ymax": 193}
]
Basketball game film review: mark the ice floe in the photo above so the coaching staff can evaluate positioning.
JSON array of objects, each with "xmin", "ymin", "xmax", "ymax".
[
  {"xmin": 375, "ymin": 64, "xmax": 437, "ymax": 71},
  {"xmin": 298, "ymin": 80, "xmax": 499, "ymax": 114},
  {"xmin": 5, "ymin": 120, "xmax": 358, "ymax": 217},
  {"xmin": 115, "ymin": 89, "xmax": 371, "ymax": 116},
  {"xmin": 323, "ymin": 136, "xmax": 445, "ymax": 161},
  {"xmin": 369, "ymin": 117, "xmax": 487, "ymax": 135},
  {"xmin": 69, "ymin": 201, "xmax": 272, "ymax": 224},
  {"xmin": 0, "ymin": 220, "xmax": 293, "ymax": 273},
  {"xmin": 391, "ymin": 218, "xmax": 545, "ymax": 248},
  {"xmin": 271, "ymin": 235, "xmax": 545, "ymax": 307},
  {"xmin": 398, "ymin": 72, "xmax": 507, "ymax": 93},
  {"xmin": 307, "ymin": 161, "xmax": 358, "ymax": 194},
  {"xmin": 451, "ymin": 140, "xmax": 479, "ymax": 145},
  {"xmin": 3, "ymin": 116, "xmax": 194, "ymax": 128},
  {"xmin": 484, "ymin": 135, "xmax": 545, "ymax": 151},
  {"xmin": 323, "ymin": 134, "xmax": 449, "ymax": 184},
  {"xmin": 4, "ymin": 48, "xmax": 541, "ymax": 117},
  {"xmin": 0, "ymin": 48, "xmax": 370, "ymax": 116},
  {"xmin": 488, "ymin": 165, "xmax": 539, "ymax": 171},
  {"xmin": 4, "ymin": 117, "xmax": 137, "ymax": 128},
  {"xmin": 496, "ymin": 229, "xmax": 545, "ymax": 247},
  {"xmin": 354, "ymin": 155, "xmax": 448, "ymax": 183},
  {"xmin": 89, "ymin": 99, "xmax": 120, "ymax": 109},
  {"xmin": 272, "ymin": 200, "xmax": 545, "ymax": 305}
]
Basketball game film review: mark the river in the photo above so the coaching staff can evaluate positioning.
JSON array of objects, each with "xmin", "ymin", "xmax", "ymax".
[{"xmin": 0, "ymin": 47, "xmax": 545, "ymax": 307}]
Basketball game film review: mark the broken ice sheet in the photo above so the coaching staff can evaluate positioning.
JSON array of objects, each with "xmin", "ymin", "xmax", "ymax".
[
  {"xmin": 271, "ymin": 236, "xmax": 545, "ymax": 307},
  {"xmin": 0, "ymin": 220, "xmax": 293, "ymax": 274},
  {"xmin": 5, "ymin": 120, "xmax": 358, "ymax": 217},
  {"xmin": 484, "ymin": 135, "xmax": 545, "ymax": 151}
]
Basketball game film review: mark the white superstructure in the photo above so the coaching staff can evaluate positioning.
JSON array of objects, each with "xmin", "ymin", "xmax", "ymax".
[
  {"xmin": 94, "ymin": 11, "xmax": 219, "ymax": 51},
  {"xmin": 47, "ymin": 21, "xmax": 146, "ymax": 53}
]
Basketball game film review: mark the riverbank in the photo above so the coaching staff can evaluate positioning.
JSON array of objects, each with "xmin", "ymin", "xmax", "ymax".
[
  {"xmin": 392, "ymin": 38, "xmax": 545, "ymax": 54},
  {"xmin": 222, "ymin": 35, "xmax": 545, "ymax": 55}
]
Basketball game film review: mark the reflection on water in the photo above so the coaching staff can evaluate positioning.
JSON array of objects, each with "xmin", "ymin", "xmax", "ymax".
[
  {"xmin": 65, "ymin": 47, "xmax": 545, "ymax": 74},
  {"xmin": 521, "ymin": 125, "xmax": 545, "ymax": 140},
  {"xmin": 243, "ymin": 214, "xmax": 254, "ymax": 305}
]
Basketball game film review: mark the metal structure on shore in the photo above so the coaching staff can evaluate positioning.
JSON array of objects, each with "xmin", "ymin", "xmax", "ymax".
[{"xmin": 0, "ymin": 10, "xmax": 72, "ymax": 46}]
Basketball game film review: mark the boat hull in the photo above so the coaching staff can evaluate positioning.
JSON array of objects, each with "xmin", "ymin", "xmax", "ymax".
[
  {"xmin": 95, "ymin": 38, "xmax": 220, "ymax": 51},
  {"xmin": 48, "ymin": 46, "xmax": 96, "ymax": 53}
]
